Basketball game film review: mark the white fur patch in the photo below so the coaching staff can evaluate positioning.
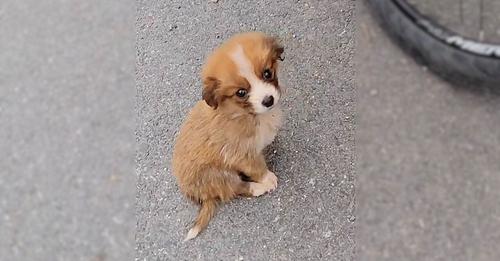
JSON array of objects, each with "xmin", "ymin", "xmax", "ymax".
[
  {"xmin": 184, "ymin": 227, "xmax": 200, "ymax": 241},
  {"xmin": 255, "ymin": 106, "xmax": 283, "ymax": 152},
  {"xmin": 230, "ymin": 45, "xmax": 280, "ymax": 114}
]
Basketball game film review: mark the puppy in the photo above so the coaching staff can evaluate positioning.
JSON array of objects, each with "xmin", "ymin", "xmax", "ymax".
[{"xmin": 172, "ymin": 32, "xmax": 285, "ymax": 241}]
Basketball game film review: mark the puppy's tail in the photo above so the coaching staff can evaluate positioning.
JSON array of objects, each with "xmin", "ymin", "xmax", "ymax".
[{"xmin": 184, "ymin": 199, "xmax": 217, "ymax": 241}]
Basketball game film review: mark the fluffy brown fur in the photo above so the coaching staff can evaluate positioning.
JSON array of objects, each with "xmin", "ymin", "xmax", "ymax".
[{"xmin": 172, "ymin": 32, "xmax": 284, "ymax": 241}]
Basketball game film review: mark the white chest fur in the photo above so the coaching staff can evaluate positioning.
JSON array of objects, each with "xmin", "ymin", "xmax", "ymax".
[{"xmin": 254, "ymin": 106, "xmax": 283, "ymax": 153}]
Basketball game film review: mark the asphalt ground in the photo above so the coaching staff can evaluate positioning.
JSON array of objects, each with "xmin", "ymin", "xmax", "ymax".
[
  {"xmin": 0, "ymin": 0, "xmax": 135, "ymax": 260},
  {"xmin": 357, "ymin": 1, "xmax": 500, "ymax": 260},
  {"xmin": 136, "ymin": 1, "xmax": 356, "ymax": 260}
]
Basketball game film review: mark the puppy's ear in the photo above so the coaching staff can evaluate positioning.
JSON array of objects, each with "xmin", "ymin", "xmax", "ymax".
[
  {"xmin": 202, "ymin": 76, "xmax": 220, "ymax": 109},
  {"xmin": 268, "ymin": 37, "xmax": 284, "ymax": 61}
]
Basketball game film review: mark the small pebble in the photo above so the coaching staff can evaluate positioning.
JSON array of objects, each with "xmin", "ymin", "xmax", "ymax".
[{"xmin": 168, "ymin": 24, "xmax": 178, "ymax": 31}]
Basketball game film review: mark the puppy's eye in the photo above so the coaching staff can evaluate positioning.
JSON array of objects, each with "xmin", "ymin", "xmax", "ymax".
[
  {"xmin": 262, "ymin": 69, "xmax": 273, "ymax": 80},
  {"xmin": 236, "ymin": 89, "xmax": 247, "ymax": 98}
]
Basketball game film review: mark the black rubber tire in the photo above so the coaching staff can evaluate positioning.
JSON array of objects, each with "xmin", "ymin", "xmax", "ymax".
[{"xmin": 368, "ymin": 0, "xmax": 500, "ymax": 88}]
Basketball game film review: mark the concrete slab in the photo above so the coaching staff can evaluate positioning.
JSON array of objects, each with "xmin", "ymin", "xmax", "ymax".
[
  {"xmin": 357, "ymin": 1, "xmax": 500, "ymax": 260},
  {"xmin": 0, "ymin": 0, "xmax": 135, "ymax": 260}
]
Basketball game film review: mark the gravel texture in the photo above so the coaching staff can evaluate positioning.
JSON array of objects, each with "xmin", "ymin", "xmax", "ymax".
[
  {"xmin": 0, "ymin": 0, "xmax": 135, "ymax": 260},
  {"xmin": 136, "ymin": 0, "xmax": 356, "ymax": 260},
  {"xmin": 357, "ymin": 1, "xmax": 500, "ymax": 260}
]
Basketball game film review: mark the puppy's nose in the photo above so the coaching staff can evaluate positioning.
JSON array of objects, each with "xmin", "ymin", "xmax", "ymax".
[{"xmin": 262, "ymin": 95, "xmax": 274, "ymax": 108}]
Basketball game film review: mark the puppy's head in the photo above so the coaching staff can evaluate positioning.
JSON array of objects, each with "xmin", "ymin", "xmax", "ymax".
[{"xmin": 201, "ymin": 32, "xmax": 284, "ymax": 114}]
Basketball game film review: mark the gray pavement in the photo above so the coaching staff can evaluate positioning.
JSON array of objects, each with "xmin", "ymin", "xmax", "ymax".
[
  {"xmin": 357, "ymin": 1, "xmax": 500, "ymax": 260},
  {"xmin": 0, "ymin": 0, "xmax": 135, "ymax": 260},
  {"xmin": 136, "ymin": 0, "xmax": 355, "ymax": 260}
]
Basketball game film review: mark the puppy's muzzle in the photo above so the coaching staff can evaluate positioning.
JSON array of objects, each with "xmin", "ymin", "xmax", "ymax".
[{"xmin": 262, "ymin": 95, "xmax": 274, "ymax": 108}]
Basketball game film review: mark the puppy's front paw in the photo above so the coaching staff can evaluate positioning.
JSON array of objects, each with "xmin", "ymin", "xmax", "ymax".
[
  {"xmin": 262, "ymin": 171, "xmax": 278, "ymax": 191},
  {"xmin": 249, "ymin": 182, "xmax": 268, "ymax": 197}
]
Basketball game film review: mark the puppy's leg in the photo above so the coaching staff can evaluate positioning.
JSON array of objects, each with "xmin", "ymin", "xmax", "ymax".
[
  {"xmin": 235, "ymin": 180, "xmax": 270, "ymax": 197},
  {"xmin": 234, "ymin": 154, "xmax": 277, "ymax": 192}
]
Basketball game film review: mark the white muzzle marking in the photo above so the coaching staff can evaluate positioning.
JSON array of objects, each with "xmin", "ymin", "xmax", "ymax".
[{"xmin": 230, "ymin": 45, "xmax": 279, "ymax": 114}]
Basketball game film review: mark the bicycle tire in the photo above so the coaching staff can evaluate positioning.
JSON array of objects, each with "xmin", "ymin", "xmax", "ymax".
[{"xmin": 368, "ymin": 0, "xmax": 500, "ymax": 87}]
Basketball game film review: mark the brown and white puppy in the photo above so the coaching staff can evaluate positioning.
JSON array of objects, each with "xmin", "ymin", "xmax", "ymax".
[{"xmin": 172, "ymin": 32, "xmax": 285, "ymax": 241}]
